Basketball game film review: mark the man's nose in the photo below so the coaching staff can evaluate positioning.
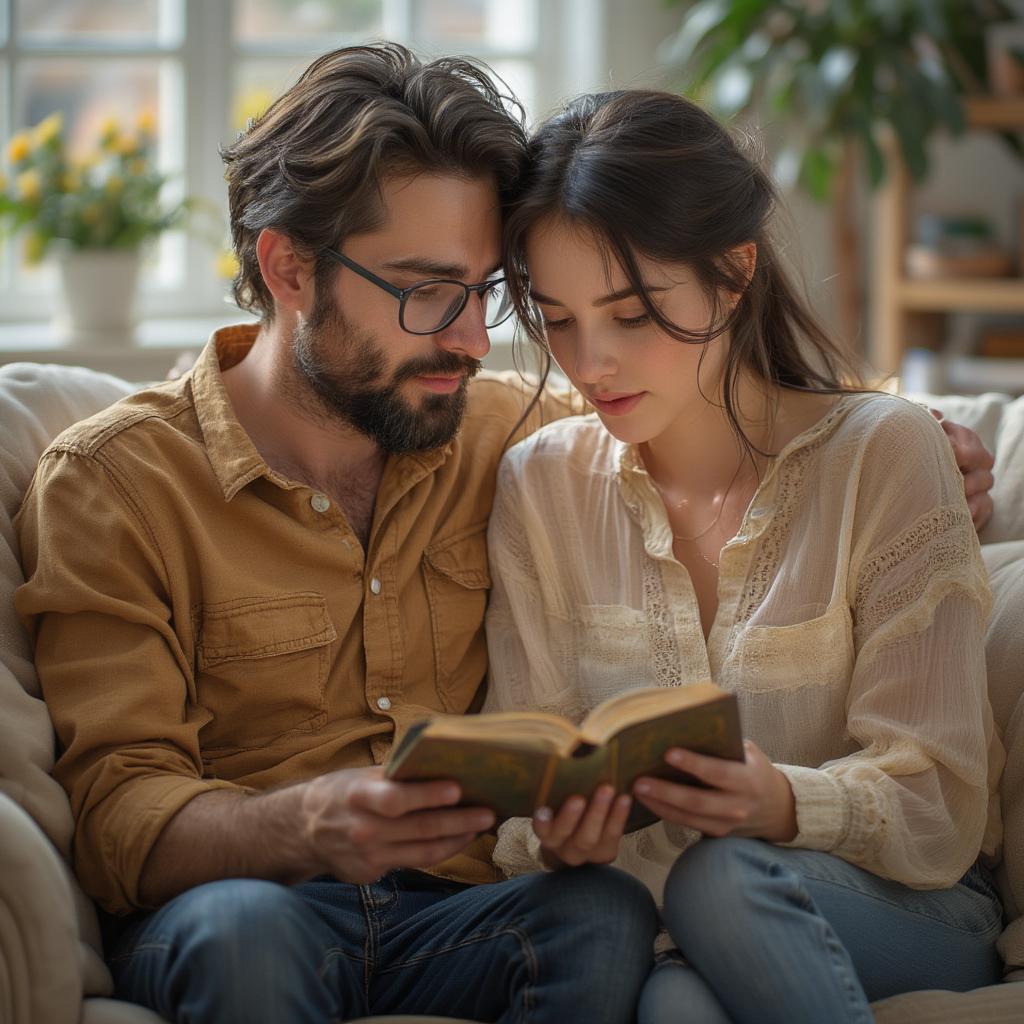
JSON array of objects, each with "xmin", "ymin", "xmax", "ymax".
[{"xmin": 433, "ymin": 292, "xmax": 492, "ymax": 362}]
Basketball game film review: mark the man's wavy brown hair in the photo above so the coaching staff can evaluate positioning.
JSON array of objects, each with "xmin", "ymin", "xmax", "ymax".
[{"xmin": 221, "ymin": 43, "xmax": 527, "ymax": 323}]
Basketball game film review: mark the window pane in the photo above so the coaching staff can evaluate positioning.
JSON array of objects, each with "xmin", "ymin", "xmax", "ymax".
[
  {"xmin": 231, "ymin": 59, "xmax": 308, "ymax": 137},
  {"xmin": 17, "ymin": 59, "xmax": 162, "ymax": 158},
  {"xmin": 490, "ymin": 60, "xmax": 534, "ymax": 123},
  {"xmin": 234, "ymin": 0, "xmax": 383, "ymax": 46},
  {"xmin": 17, "ymin": 0, "xmax": 168, "ymax": 45},
  {"xmin": 415, "ymin": 0, "xmax": 536, "ymax": 51},
  {"xmin": 0, "ymin": 0, "xmax": 8, "ymax": 46}
]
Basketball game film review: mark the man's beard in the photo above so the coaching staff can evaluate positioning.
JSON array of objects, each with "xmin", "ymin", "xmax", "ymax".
[{"xmin": 290, "ymin": 289, "xmax": 481, "ymax": 454}]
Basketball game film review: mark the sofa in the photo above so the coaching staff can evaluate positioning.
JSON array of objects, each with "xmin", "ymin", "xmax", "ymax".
[{"xmin": 1, "ymin": 361, "xmax": 1022, "ymax": 1024}]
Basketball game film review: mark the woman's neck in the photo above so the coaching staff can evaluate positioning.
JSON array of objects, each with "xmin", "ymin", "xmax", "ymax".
[{"xmin": 640, "ymin": 371, "xmax": 776, "ymax": 500}]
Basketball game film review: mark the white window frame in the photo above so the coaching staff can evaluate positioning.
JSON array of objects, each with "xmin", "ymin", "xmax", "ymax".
[{"xmin": 0, "ymin": 0, "xmax": 604, "ymax": 328}]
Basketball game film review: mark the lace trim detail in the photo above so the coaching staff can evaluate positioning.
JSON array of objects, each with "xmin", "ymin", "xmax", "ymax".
[
  {"xmin": 736, "ymin": 438, "xmax": 826, "ymax": 623},
  {"xmin": 641, "ymin": 555, "xmax": 684, "ymax": 687},
  {"xmin": 853, "ymin": 506, "xmax": 979, "ymax": 646}
]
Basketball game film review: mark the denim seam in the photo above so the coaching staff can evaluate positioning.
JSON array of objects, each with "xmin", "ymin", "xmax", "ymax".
[
  {"xmin": 107, "ymin": 941, "xmax": 174, "ymax": 965},
  {"xmin": 376, "ymin": 922, "xmax": 538, "ymax": 1021},
  {"xmin": 795, "ymin": 868, "xmax": 1004, "ymax": 935},
  {"xmin": 359, "ymin": 883, "xmax": 380, "ymax": 1002}
]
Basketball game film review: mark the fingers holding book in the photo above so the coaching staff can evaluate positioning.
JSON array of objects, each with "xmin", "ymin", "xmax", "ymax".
[
  {"xmin": 301, "ymin": 765, "xmax": 495, "ymax": 884},
  {"xmin": 532, "ymin": 784, "xmax": 633, "ymax": 868},
  {"xmin": 631, "ymin": 740, "xmax": 797, "ymax": 843}
]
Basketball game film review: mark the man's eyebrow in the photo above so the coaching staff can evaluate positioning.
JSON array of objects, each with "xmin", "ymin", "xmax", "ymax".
[
  {"xmin": 381, "ymin": 256, "xmax": 503, "ymax": 280},
  {"xmin": 530, "ymin": 284, "xmax": 671, "ymax": 308}
]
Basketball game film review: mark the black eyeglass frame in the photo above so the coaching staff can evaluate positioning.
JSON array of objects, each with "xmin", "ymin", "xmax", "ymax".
[{"xmin": 322, "ymin": 247, "xmax": 513, "ymax": 336}]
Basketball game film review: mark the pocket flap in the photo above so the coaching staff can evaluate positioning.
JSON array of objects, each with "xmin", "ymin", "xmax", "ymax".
[
  {"xmin": 424, "ymin": 527, "xmax": 491, "ymax": 589},
  {"xmin": 198, "ymin": 592, "xmax": 337, "ymax": 668}
]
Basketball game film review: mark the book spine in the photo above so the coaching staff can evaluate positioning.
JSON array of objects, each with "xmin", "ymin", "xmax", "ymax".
[{"xmin": 536, "ymin": 754, "xmax": 559, "ymax": 810}]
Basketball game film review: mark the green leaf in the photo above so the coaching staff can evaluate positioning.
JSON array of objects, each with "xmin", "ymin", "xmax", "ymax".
[{"xmin": 799, "ymin": 145, "xmax": 835, "ymax": 201}]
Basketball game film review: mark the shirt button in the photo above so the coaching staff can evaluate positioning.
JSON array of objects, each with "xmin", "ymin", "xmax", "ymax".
[
  {"xmin": 369, "ymin": 576, "xmax": 382, "ymax": 595},
  {"xmin": 310, "ymin": 493, "xmax": 330, "ymax": 513},
  {"xmin": 376, "ymin": 696, "xmax": 392, "ymax": 712}
]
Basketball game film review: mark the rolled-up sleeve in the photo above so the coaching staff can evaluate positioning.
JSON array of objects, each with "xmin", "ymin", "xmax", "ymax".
[{"xmin": 15, "ymin": 448, "xmax": 243, "ymax": 914}]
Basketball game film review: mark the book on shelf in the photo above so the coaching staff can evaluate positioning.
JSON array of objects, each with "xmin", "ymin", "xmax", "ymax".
[{"xmin": 386, "ymin": 680, "xmax": 743, "ymax": 833}]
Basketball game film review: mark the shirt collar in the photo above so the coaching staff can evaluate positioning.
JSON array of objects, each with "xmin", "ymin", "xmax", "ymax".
[{"xmin": 191, "ymin": 324, "xmax": 276, "ymax": 501}]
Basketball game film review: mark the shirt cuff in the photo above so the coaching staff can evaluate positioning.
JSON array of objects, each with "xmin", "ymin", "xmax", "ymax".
[{"xmin": 774, "ymin": 764, "xmax": 850, "ymax": 852}]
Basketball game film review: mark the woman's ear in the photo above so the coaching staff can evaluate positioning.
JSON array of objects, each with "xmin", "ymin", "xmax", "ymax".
[
  {"xmin": 256, "ymin": 228, "xmax": 316, "ymax": 315},
  {"xmin": 732, "ymin": 241, "xmax": 757, "ymax": 291},
  {"xmin": 721, "ymin": 241, "xmax": 757, "ymax": 310}
]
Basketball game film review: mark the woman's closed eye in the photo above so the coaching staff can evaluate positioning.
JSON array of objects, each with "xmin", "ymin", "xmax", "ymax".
[
  {"xmin": 542, "ymin": 315, "xmax": 574, "ymax": 332},
  {"xmin": 616, "ymin": 313, "xmax": 652, "ymax": 329}
]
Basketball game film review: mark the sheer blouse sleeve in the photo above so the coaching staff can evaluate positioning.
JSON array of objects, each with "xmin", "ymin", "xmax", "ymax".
[{"xmin": 775, "ymin": 404, "xmax": 1001, "ymax": 888}]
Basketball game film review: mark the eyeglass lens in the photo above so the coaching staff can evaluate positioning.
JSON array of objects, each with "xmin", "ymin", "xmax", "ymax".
[{"xmin": 402, "ymin": 280, "xmax": 512, "ymax": 333}]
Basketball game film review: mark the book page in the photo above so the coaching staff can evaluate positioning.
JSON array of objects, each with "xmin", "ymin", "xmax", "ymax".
[{"xmin": 580, "ymin": 680, "xmax": 726, "ymax": 745}]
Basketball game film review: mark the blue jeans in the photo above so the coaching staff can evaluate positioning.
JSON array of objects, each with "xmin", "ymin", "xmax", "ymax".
[
  {"xmin": 638, "ymin": 838, "xmax": 1005, "ymax": 1024},
  {"xmin": 104, "ymin": 865, "xmax": 657, "ymax": 1024}
]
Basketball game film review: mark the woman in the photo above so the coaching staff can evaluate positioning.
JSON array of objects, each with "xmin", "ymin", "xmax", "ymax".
[{"xmin": 482, "ymin": 89, "xmax": 1004, "ymax": 1024}]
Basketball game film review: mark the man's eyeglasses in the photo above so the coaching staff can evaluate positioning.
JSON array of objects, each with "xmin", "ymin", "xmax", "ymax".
[{"xmin": 323, "ymin": 247, "xmax": 515, "ymax": 336}]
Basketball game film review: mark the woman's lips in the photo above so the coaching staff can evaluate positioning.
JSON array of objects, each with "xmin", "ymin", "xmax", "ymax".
[{"xmin": 588, "ymin": 391, "xmax": 646, "ymax": 416}]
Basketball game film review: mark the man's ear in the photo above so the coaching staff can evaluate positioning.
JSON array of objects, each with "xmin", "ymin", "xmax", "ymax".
[{"xmin": 256, "ymin": 228, "xmax": 316, "ymax": 315}]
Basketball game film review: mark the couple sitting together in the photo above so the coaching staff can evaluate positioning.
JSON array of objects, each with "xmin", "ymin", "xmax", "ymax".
[{"xmin": 13, "ymin": 42, "xmax": 1006, "ymax": 1024}]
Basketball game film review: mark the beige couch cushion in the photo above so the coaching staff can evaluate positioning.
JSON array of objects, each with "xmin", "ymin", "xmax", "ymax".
[{"xmin": 0, "ymin": 363, "xmax": 134, "ymax": 1008}]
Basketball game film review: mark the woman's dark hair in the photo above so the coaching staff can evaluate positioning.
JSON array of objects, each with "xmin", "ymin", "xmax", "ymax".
[
  {"xmin": 503, "ymin": 89, "xmax": 866, "ymax": 455},
  {"xmin": 222, "ymin": 43, "xmax": 527, "ymax": 322}
]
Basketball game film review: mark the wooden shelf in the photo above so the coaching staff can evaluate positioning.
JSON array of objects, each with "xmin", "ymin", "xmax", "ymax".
[
  {"xmin": 870, "ymin": 95, "xmax": 1024, "ymax": 379},
  {"xmin": 898, "ymin": 278, "xmax": 1024, "ymax": 313},
  {"xmin": 965, "ymin": 96, "xmax": 1024, "ymax": 130}
]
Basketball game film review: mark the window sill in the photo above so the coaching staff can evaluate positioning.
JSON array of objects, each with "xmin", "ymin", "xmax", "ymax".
[{"xmin": 0, "ymin": 317, "xmax": 522, "ymax": 382}]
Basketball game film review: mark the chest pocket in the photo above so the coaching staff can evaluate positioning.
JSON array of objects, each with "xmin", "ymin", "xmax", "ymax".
[
  {"xmin": 194, "ymin": 592, "xmax": 337, "ymax": 753},
  {"xmin": 727, "ymin": 603, "xmax": 854, "ymax": 693},
  {"xmin": 422, "ymin": 525, "xmax": 491, "ymax": 712}
]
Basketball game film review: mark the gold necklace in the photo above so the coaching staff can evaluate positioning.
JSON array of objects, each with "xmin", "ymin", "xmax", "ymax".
[{"xmin": 648, "ymin": 456, "xmax": 746, "ymax": 544}]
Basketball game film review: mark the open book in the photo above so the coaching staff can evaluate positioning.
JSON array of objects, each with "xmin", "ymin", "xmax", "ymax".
[{"xmin": 386, "ymin": 681, "xmax": 743, "ymax": 832}]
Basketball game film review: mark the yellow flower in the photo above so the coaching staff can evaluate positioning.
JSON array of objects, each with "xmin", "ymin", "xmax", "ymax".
[
  {"xmin": 215, "ymin": 249, "xmax": 241, "ymax": 279},
  {"xmin": 81, "ymin": 203, "xmax": 102, "ymax": 225},
  {"xmin": 16, "ymin": 170, "xmax": 42, "ymax": 202},
  {"xmin": 60, "ymin": 169, "xmax": 82, "ymax": 192},
  {"xmin": 105, "ymin": 175, "xmax": 124, "ymax": 196},
  {"xmin": 99, "ymin": 116, "xmax": 121, "ymax": 148},
  {"xmin": 23, "ymin": 233, "xmax": 47, "ymax": 265},
  {"xmin": 136, "ymin": 110, "xmax": 156, "ymax": 137},
  {"xmin": 32, "ymin": 112, "xmax": 63, "ymax": 147},
  {"xmin": 115, "ymin": 135, "xmax": 138, "ymax": 157},
  {"xmin": 6, "ymin": 132, "xmax": 32, "ymax": 164},
  {"xmin": 233, "ymin": 88, "xmax": 275, "ymax": 134}
]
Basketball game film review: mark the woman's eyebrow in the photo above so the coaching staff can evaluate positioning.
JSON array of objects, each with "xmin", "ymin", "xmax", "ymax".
[{"xmin": 529, "ymin": 284, "xmax": 670, "ymax": 307}]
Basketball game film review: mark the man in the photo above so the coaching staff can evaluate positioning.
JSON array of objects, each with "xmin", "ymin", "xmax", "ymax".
[
  {"xmin": 14, "ymin": 45, "xmax": 655, "ymax": 1024},
  {"xmin": 14, "ymin": 42, "xmax": 994, "ymax": 1024}
]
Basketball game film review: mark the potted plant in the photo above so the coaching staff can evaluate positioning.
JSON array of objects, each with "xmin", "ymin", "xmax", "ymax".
[
  {"xmin": 662, "ymin": 0, "xmax": 1020, "ymax": 350},
  {"xmin": 0, "ymin": 111, "xmax": 190, "ymax": 347}
]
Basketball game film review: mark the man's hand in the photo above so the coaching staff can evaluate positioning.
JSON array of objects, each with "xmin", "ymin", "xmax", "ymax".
[
  {"xmin": 531, "ymin": 784, "xmax": 632, "ymax": 867},
  {"xmin": 300, "ymin": 766, "xmax": 495, "ymax": 883},
  {"xmin": 633, "ymin": 741, "xmax": 796, "ymax": 843},
  {"xmin": 931, "ymin": 410, "xmax": 995, "ymax": 532}
]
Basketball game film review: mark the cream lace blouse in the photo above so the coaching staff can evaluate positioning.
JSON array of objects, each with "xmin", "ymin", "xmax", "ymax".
[{"xmin": 483, "ymin": 392, "xmax": 1003, "ymax": 911}]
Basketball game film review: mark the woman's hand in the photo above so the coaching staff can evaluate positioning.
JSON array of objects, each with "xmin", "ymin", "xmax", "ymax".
[
  {"xmin": 633, "ymin": 740, "xmax": 797, "ymax": 842},
  {"xmin": 532, "ymin": 784, "xmax": 633, "ymax": 867}
]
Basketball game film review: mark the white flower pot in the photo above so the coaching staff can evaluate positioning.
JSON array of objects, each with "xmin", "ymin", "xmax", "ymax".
[{"xmin": 55, "ymin": 248, "xmax": 142, "ymax": 348}]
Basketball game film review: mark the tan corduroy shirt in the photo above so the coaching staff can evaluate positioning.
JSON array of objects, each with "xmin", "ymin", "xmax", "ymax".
[{"xmin": 14, "ymin": 325, "xmax": 574, "ymax": 914}]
